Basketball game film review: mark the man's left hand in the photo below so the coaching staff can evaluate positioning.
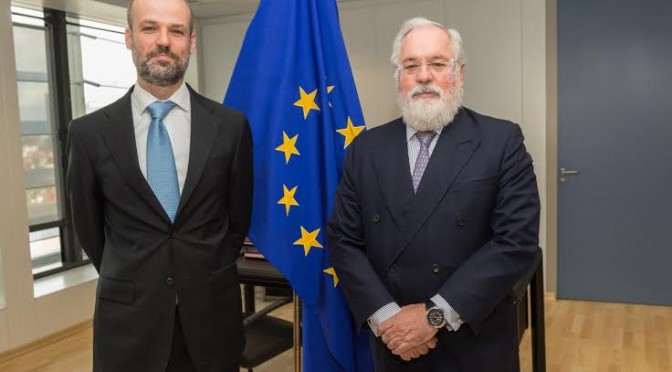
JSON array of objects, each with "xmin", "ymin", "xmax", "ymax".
[{"xmin": 378, "ymin": 303, "xmax": 438, "ymax": 355}]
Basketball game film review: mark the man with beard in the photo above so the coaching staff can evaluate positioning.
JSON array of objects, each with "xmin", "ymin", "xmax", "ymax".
[
  {"xmin": 327, "ymin": 17, "xmax": 540, "ymax": 371},
  {"xmin": 66, "ymin": 0, "xmax": 252, "ymax": 371}
]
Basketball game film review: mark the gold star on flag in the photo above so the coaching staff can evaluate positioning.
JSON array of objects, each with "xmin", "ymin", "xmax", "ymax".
[
  {"xmin": 277, "ymin": 184, "xmax": 299, "ymax": 216},
  {"xmin": 327, "ymin": 85, "xmax": 334, "ymax": 107},
  {"xmin": 336, "ymin": 116, "xmax": 365, "ymax": 148},
  {"xmin": 275, "ymin": 131, "xmax": 300, "ymax": 164},
  {"xmin": 293, "ymin": 87, "xmax": 320, "ymax": 119},
  {"xmin": 293, "ymin": 226, "xmax": 323, "ymax": 256},
  {"xmin": 323, "ymin": 267, "xmax": 339, "ymax": 287}
]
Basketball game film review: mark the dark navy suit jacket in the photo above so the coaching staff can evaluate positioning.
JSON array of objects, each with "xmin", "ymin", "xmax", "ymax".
[{"xmin": 327, "ymin": 107, "xmax": 540, "ymax": 371}]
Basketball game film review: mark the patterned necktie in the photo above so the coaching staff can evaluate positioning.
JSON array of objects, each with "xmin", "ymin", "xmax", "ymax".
[
  {"xmin": 146, "ymin": 100, "xmax": 179, "ymax": 222},
  {"xmin": 412, "ymin": 131, "xmax": 437, "ymax": 193}
]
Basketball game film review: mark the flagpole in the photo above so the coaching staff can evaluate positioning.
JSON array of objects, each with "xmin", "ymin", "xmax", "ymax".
[{"xmin": 293, "ymin": 292, "xmax": 302, "ymax": 372}]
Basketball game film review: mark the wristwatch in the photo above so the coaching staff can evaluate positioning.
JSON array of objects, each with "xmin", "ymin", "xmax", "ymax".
[{"xmin": 425, "ymin": 301, "xmax": 446, "ymax": 329}]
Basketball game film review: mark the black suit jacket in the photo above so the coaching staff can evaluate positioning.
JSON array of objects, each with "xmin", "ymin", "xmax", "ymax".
[
  {"xmin": 327, "ymin": 108, "xmax": 540, "ymax": 371},
  {"xmin": 66, "ymin": 85, "xmax": 253, "ymax": 372}
]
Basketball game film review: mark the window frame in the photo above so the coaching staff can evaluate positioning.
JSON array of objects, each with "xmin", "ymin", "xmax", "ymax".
[
  {"xmin": 13, "ymin": 6, "xmax": 135, "ymax": 279},
  {"xmin": 11, "ymin": 7, "xmax": 122, "ymax": 278}
]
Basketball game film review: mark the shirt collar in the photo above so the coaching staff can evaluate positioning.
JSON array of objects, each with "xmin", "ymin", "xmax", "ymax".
[
  {"xmin": 405, "ymin": 125, "xmax": 444, "ymax": 142},
  {"xmin": 131, "ymin": 81, "xmax": 191, "ymax": 115}
]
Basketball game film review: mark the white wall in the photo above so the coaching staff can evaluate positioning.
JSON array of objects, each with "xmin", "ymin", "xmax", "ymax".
[
  {"xmin": 199, "ymin": 15, "xmax": 252, "ymax": 103},
  {"xmin": 1, "ymin": 0, "xmax": 38, "ymax": 350},
  {"xmin": 199, "ymin": 0, "xmax": 552, "ymax": 287}
]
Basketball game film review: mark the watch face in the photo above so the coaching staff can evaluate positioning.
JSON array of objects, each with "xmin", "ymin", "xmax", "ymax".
[{"xmin": 427, "ymin": 308, "xmax": 445, "ymax": 327}]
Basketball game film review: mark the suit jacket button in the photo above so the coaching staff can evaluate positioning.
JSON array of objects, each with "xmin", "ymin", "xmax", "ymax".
[
  {"xmin": 432, "ymin": 264, "xmax": 440, "ymax": 274},
  {"xmin": 169, "ymin": 231, "xmax": 178, "ymax": 239},
  {"xmin": 456, "ymin": 217, "xmax": 466, "ymax": 227},
  {"xmin": 165, "ymin": 277, "xmax": 175, "ymax": 286},
  {"xmin": 372, "ymin": 214, "xmax": 381, "ymax": 223}
]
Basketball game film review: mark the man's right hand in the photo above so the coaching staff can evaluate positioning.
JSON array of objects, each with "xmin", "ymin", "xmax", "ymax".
[{"xmin": 379, "ymin": 303, "xmax": 438, "ymax": 355}]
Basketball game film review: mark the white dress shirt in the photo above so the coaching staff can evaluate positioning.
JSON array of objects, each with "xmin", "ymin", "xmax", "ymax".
[{"xmin": 131, "ymin": 82, "xmax": 191, "ymax": 193}]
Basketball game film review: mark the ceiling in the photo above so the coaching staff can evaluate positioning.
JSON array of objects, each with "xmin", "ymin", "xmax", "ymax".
[
  {"xmin": 187, "ymin": 0, "xmax": 262, "ymax": 19},
  {"xmin": 12, "ymin": 0, "xmax": 263, "ymax": 26}
]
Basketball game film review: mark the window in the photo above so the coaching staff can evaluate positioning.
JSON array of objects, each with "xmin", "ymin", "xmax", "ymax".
[
  {"xmin": 67, "ymin": 18, "xmax": 135, "ymax": 118},
  {"xmin": 13, "ymin": 7, "xmax": 63, "ymax": 274},
  {"xmin": 12, "ymin": 6, "xmax": 135, "ymax": 277}
]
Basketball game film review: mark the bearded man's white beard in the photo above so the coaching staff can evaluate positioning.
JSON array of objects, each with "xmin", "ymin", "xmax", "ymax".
[{"xmin": 398, "ymin": 82, "xmax": 464, "ymax": 132}]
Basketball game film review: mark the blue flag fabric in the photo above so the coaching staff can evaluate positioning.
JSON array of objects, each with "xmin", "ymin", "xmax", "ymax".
[{"xmin": 224, "ymin": 1, "xmax": 372, "ymax": 371}]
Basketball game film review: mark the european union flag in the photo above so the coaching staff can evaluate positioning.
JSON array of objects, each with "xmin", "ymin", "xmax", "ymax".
[{"xmin": 224, "ymin": 0, "xmax": 372, "ymax": 371}]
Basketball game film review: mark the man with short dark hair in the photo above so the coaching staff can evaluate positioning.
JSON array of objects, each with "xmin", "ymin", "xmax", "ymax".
[
  {"xmin": 66, "ymin": 0, "xmax": 252, "ymax": 370},
  {"xmin": 327, "ymin": 17, "xmax": 540, "ymax": 371}
]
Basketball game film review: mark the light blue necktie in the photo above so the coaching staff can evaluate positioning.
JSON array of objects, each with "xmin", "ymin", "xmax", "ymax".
[
  {"xmin": 412, "ymin": 131, "xmax": 436, "ymax": 193},
  {"xmin": 146, "ymin": 100, "xmax": 179, "ymax": 222}
]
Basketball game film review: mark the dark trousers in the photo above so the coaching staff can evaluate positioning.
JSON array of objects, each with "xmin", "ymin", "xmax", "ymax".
[{"xmin": 166, "ymin": 307, "xmax": 197, "ymax": 372}]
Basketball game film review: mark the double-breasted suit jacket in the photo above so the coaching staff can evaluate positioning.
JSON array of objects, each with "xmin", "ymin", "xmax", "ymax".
[
  {"xmin": 327, "ymin": 108, "xmax": 540, "ymax": 371},
  {"xmin": 66, "ymin": 85, "xmax": 252, "ymax": 372}
]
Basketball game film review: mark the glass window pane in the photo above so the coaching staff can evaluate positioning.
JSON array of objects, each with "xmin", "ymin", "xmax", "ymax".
[
  {"xmin": 68, "ymin": 21, "xmax": 135, "ymax": 118},
  {"xmin": 26, "ymin": 187, "xmax": 59, "ymax": 226},
  {"xmin": 15, "ymin": 56, "xmax": 59, "ymax": 224},
  {"xmin": 17, "ymin": 81, "xmax": 51, "ymax": 133},
  {"xmin": 11, "ymin": 7, "xmax": 45, "ymax": 27},
  {"xmin": 13, "ymin": 20, "xmax": 63, "ymax": 271},
  {"xmin": 79, "ymin": 28, "xmax": 135, "ymax": 88},
  {"xmin": 66, "ymin": 19, "xmax": 135, "ymax": 264},
  {"xmin": 29, "ymin": 228, "xmax": 63, "ymax": 274},
  {"xmin": 23, "ymin": 134, "xmax": 57, "ymax": 200},
  {"xmin": 83, "ymin": 85, "xmax": 132, "ymax": 114},
  {"xmin": 13, "ymin": 25, "xmax": 47, "ymax": 74}
]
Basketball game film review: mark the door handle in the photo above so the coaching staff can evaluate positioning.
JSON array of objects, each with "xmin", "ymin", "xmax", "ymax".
[
  {"xmin": 560, "ymin": 168, "xmax": 580, "ymax": 176},
  {"xmin": 559, "ymin": 168, "xmax": 580, "ymax": 183}
]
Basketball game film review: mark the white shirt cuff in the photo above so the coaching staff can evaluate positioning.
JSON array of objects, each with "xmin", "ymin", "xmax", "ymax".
[
  {"xmin": 367, "ymin": 302, "xmax": 401, "ymax": 337},
  {"xmin": 431, "ymin": 294, "xmax": 463, "ymax": 331}
]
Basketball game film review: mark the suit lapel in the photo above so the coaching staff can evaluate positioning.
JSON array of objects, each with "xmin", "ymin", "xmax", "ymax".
[
  {"xmin": 390, "ymin": 109, "xmax": 481, "ymax": 263},
  {"xmin": 175, "ymin": 87, "xmax": 218, "ymax": 221},
  {"xmin": 374, "ymin": 119, "xmax": 414, "ymax": 225},
  {"xmin": 99, "ymin": 88, "xmax": 169, "ymax": 220}
]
